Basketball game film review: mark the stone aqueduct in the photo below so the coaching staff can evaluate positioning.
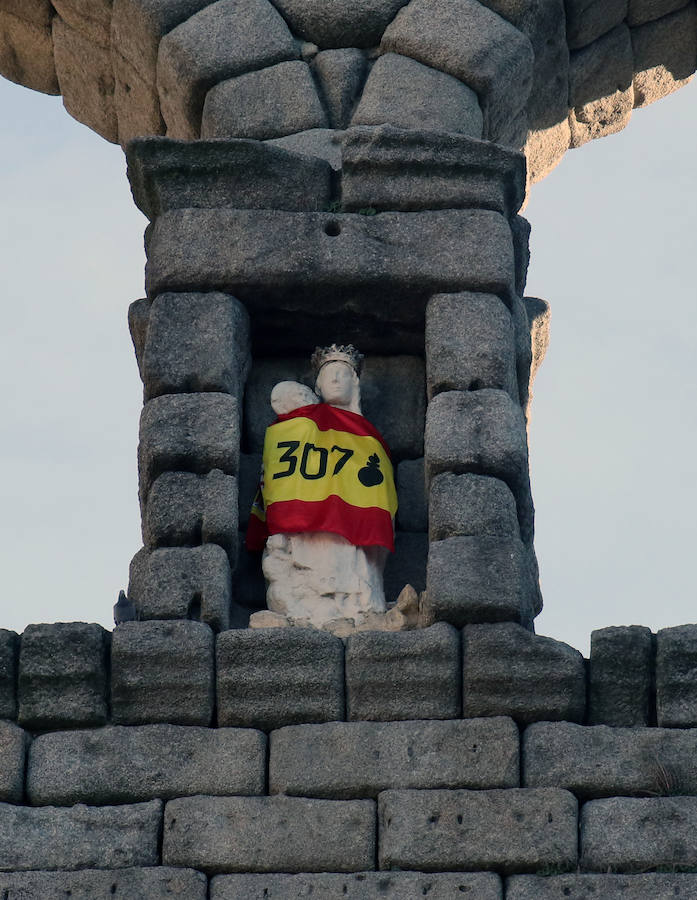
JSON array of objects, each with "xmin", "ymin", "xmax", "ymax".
[{"xmin": 1, "ymin": 0, "xmax": 697, "ymax": 897}]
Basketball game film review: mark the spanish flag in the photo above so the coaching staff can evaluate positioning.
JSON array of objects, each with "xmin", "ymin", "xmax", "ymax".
[{"xmin": 246, "ymin": 403, "xmax": 397, "ymax": 552}]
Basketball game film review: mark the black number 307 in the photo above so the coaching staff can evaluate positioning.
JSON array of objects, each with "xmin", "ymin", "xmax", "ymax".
[{"xmin": 272, "ymin": 442, "xmax": 354, "ymax": 480}]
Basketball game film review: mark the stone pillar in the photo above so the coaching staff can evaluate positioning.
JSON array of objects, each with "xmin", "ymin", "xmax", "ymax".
[{"xmin": 124, "ymin": 125, "xmax": 543, "ymax": 631}]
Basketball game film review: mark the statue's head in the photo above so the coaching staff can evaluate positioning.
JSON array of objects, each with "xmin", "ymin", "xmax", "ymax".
[{"xmin": 311, "ymin": 344, "xmax": 363, "ymax": 413}]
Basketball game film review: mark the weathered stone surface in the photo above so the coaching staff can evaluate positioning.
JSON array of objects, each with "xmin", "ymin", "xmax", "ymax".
[
  {"xmin": 352, "ymin": 53, "xmax": 483, "ymax": 137},
  {"xmin": 217, "ymin": 628, "xmax": 344, "ymax": 729},
  {"xmin": 112, "ymin": 0, "xmax": 211, "ymax": 85},
  {"xmin": 0, "ymin": 630, "xmax": 18, "ymax": 720},
  {"xmin": 524, "ymin": 721, "xmax": 697, "ymax": 799},
  {"xmin": 382, "ymin": 0, "xmax": 534, "ymax": 142},
  {"xmin": 525, "ymin": 120, "xmax": 571, "ymax": 186},
  {"xmin": 0, "ymin": 800, "xmax": 162, "ymax": 871},
  {"xmin": 361, "ymin": 355, "xmax": 426, "ymax": 460},
  {"xmin": 157, "ymin": 0, "xmax": 298, "ymax": 139},
  {"xmin": 426, "ymin": 292, "xmax": 517, "ymax": 400},
  {"xmin": 202, "ymin": 60, "xmax": 327, "ymax": 139},
  {"xmin": 346, "ymin": 623, "xmax": 460, "ymax": 721},
  {"xmin": 507, "ymin": 874, "xmax": 697, "ymax": 899},
  {"xmin": 569, "ymin": 25, "xmax": 634, "ymax": 147},
  {"xmin": 313, "ymin": 48, "xmax": 366, "ymax": 129},
  {"xmin": 144, "ymin": 209, "xmax": 518, "ymax": 338},
  {"xmin": 525, "ymin": 296, "xmax": 551, "ymax": 392},
  {"xmin": 268, "ymin": 0, "xmax": 408, "ymax": 48},
  {"xmin": 462, "ymin": 623, "xmax": 586, "ymax": 723},
  {"xmin": 425, "ymin": 389, "xmax": 529, "ymax": 502},
  {"xmin": 144, "ymin": 471, "xmax": 238, "ymax": 558},
  {"xmin": 128, "ymin": 137, "xmax": 333, "ymax": 218},
  {"xmin": 379, "ymin": 788, "xmax": 577, "ymax": 873},
  {"xmin": 0, "ymin": 721, "xmax": 27, "ymax": 804},
  {"xmin": 0, "ymin": 868, "xmax": 207, "ymax": 899},
  {"xmin": 114, "ymin": 51, "xmax": 164, "ymax": 146},
  {"xmin": 511, "ymin": 216, "xmax": 531, "ymax": 301},
  {"xmin": 429, "ymin": 473, "xmax": 519, "ymax": 542},
  {"xmin": 426, "ymin": 536, "xmax": 535, "ymax": 627},
  {"xmin": 111, "ymin": 621, "xmax": 214, "ymax": 725},
  {"xmin": 212, "ymin": 872, "xmax": 504, "ymax": 898},
  {"xmin": 342, "ymin": 125, "xmax": 526, "ymax": 218},
  {"xmin": 270, "ymin": 717, "xmax": 518, "ymax": 799},
  {"xmin": 628, "ymin": 0, "xmax": 690, "ymax": 24},
  {"xmin": 52, "ymin": 18, "xmax": 117, "ymax": 142},
  {"xmin": 129, "ymin": 544, "xmax": 234, "ymax": 631},
  {"xmin": 0, "ymin": 11, "xmax": 58, "ymax": 94},
  {"xmin": 51, "ymin": 0, "xmax": 112, "ymax": 46},
  {"xmin": 27, "ymin": 724, "xmax": 265, "ymax": 805},
  {"xmin": 127, "ymin": 297, "xmax": 150, "ymax": 377},
  {"xmin": 142, "ymin": 291, "xmax": 250, "ymax": 400},
  {"xmin": 510, "ymin": 292, "xmax": 533, "ymax": 406},
  {"xmin": 581, "ymin": 797, "xmax": 697, "ymax": 871},
  {"xmin": 396, "ymin": 458, "xmax": 427, "ymax": 532},
  {"xmin": 18, "ymin": 623, "xmax": 108, "ymax": 730},
  {"xmin": 163, "ymin": 795, "xmax": 375, "ymax": 873},
  {"xmin": 516, "ymin": 0, "xmax": 569, "ymax": 131},
  {"xmin": 588, "ymin": 625, "xmax": 653, "ymax": 726},
  {"xmin": 656, "ymin": 624, "xmax": 697, "ymax": 726},
  {"xmin": 566, "ymin": 0, "xmax": 628, "ymax": 48},
  {"xmin": 0, "ymin": 0, "xmax": 53, "ymax": 27},
  {"xmin": 632, "ymin": 4, "xmax": 697, "ymax": 107},
  {"xmin": 138, "ymin": 393, "xmax": 240, "ymax": 505},
  {"xmin": 266, "ymin": 127, "xmax": 344, "ymax": 170},
  {"xmin": 383, "ymin": 531, "xmax": 428, "ymax": 602}
]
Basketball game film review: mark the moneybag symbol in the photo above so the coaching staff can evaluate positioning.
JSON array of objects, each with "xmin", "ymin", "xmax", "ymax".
[{"xmin": 358, "ymin": 453, "xmax": 384, "ymax": 487}]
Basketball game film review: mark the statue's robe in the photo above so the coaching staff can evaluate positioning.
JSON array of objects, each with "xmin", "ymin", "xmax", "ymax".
[{"xmin": 246, "ymin": 403, "xmax": 397, "ymax": 625}]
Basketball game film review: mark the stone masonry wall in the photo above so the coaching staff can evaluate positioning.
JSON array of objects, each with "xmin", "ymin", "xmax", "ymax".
[
  {"xmin": 1, "ymin": 0, "xmax": 695, "ymax": 187},
  {"xmin": 2, "ymin": 620, "xmax": 697, "ymax": 896},
  {"xmin": 123, "ymin": 130, "xmax": 546, "ymax": 633}
]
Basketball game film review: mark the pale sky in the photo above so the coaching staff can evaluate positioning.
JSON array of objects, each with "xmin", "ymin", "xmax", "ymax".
[{"xmin": 1, "ymin": 75, "xmax": 695, "ymax": 654}]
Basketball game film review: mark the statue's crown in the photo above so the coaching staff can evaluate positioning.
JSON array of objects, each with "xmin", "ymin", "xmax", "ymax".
[{"xmin": 311, "ymin": 344, "xmax": 363, "ymax": 377}]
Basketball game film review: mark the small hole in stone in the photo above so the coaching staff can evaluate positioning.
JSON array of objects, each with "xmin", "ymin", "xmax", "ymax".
[
  {"xmin": 188, "ymin": 593, "xmax": 202, "ymax": 621},
  {"xmin": 324, "ymin": 220, "xmax": 341, "ymax": 237}
]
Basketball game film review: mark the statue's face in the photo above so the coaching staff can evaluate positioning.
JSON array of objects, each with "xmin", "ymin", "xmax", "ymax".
[{"xmin": 316, "ymin": 361, "xmax": 356, "ymax": 406}]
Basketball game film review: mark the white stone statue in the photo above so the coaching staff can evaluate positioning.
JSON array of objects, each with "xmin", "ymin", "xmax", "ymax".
[{"xmin": 247, "ymin": 344, "xmax": 399, "ymax": 632}]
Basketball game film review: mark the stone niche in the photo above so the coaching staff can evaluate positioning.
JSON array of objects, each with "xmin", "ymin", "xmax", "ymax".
[{"xmin": 126, "ymin": 125, "xmax": 543, "ymax": 634}]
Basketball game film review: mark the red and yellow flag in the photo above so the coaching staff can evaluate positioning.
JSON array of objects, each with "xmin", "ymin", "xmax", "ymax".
[{"xmin": 246, "ymin": 403, "xmax": 397, "ymax": 552}]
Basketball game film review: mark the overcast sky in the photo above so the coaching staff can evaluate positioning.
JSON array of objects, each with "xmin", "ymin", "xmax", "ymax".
[{"xmin": 0, "ymin": 75, "xmax": 695, "ymax": 654}]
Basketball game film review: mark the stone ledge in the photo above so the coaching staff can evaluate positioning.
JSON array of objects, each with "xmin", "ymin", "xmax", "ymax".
[
  {"xmin": 163, "ymin": 795, "xmax": 375, "ymax": 874},
  {"xmin": 507, "ymin": 873, "xmax": 697, "ymax": 899},
  {"xmin": 17, "ymin": 623, "xmax": 108, "ymax": 731},
  {"xmin": 143, "ymin": 208, "xmax": 516, "ymax": 354},
  {"xmin": 378, "ymin": 787, "xmax": 578, "ymax": 873},
  {"xmin": 211, "ymin": 871, "xmax": 503, "ymax": 898},
  {"xmin": 462, "ymin": 623, "xmax": 586, "ymax": 724},
  {"xmin": 581, "ymin": 796, "xmax": 697, "ymax": 871},
  {"xmin": 0, "ymin": 800, "xmax": 162, "ymax": 871},
  {"xmin": 26, "ymin": 724, "xmax": 266, "ymax": 806},
  {"xmin": 269, "ymin": 717, "xmax": 519, "ymax": 798},
  {"xmin": 341, "ymin": 125, "xmax": 525, "ymax": 216},
  {"xmin": 216, "ymin": 628, "xmax": 344, "ymax": 730},
  {"xmin": 0, "ymin": 867, "xmax": 207, "ymax": 899},
  {"xmin": 524, "ymin": 721, "xmax": 697, "ymax": 798},
  {"xmin": 127, "ymin": 137, "xmax": 334, "ymax": 218},
  {"xmin": 345, "ymin": 623, "xmax": 461, "ymax": 721}
]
